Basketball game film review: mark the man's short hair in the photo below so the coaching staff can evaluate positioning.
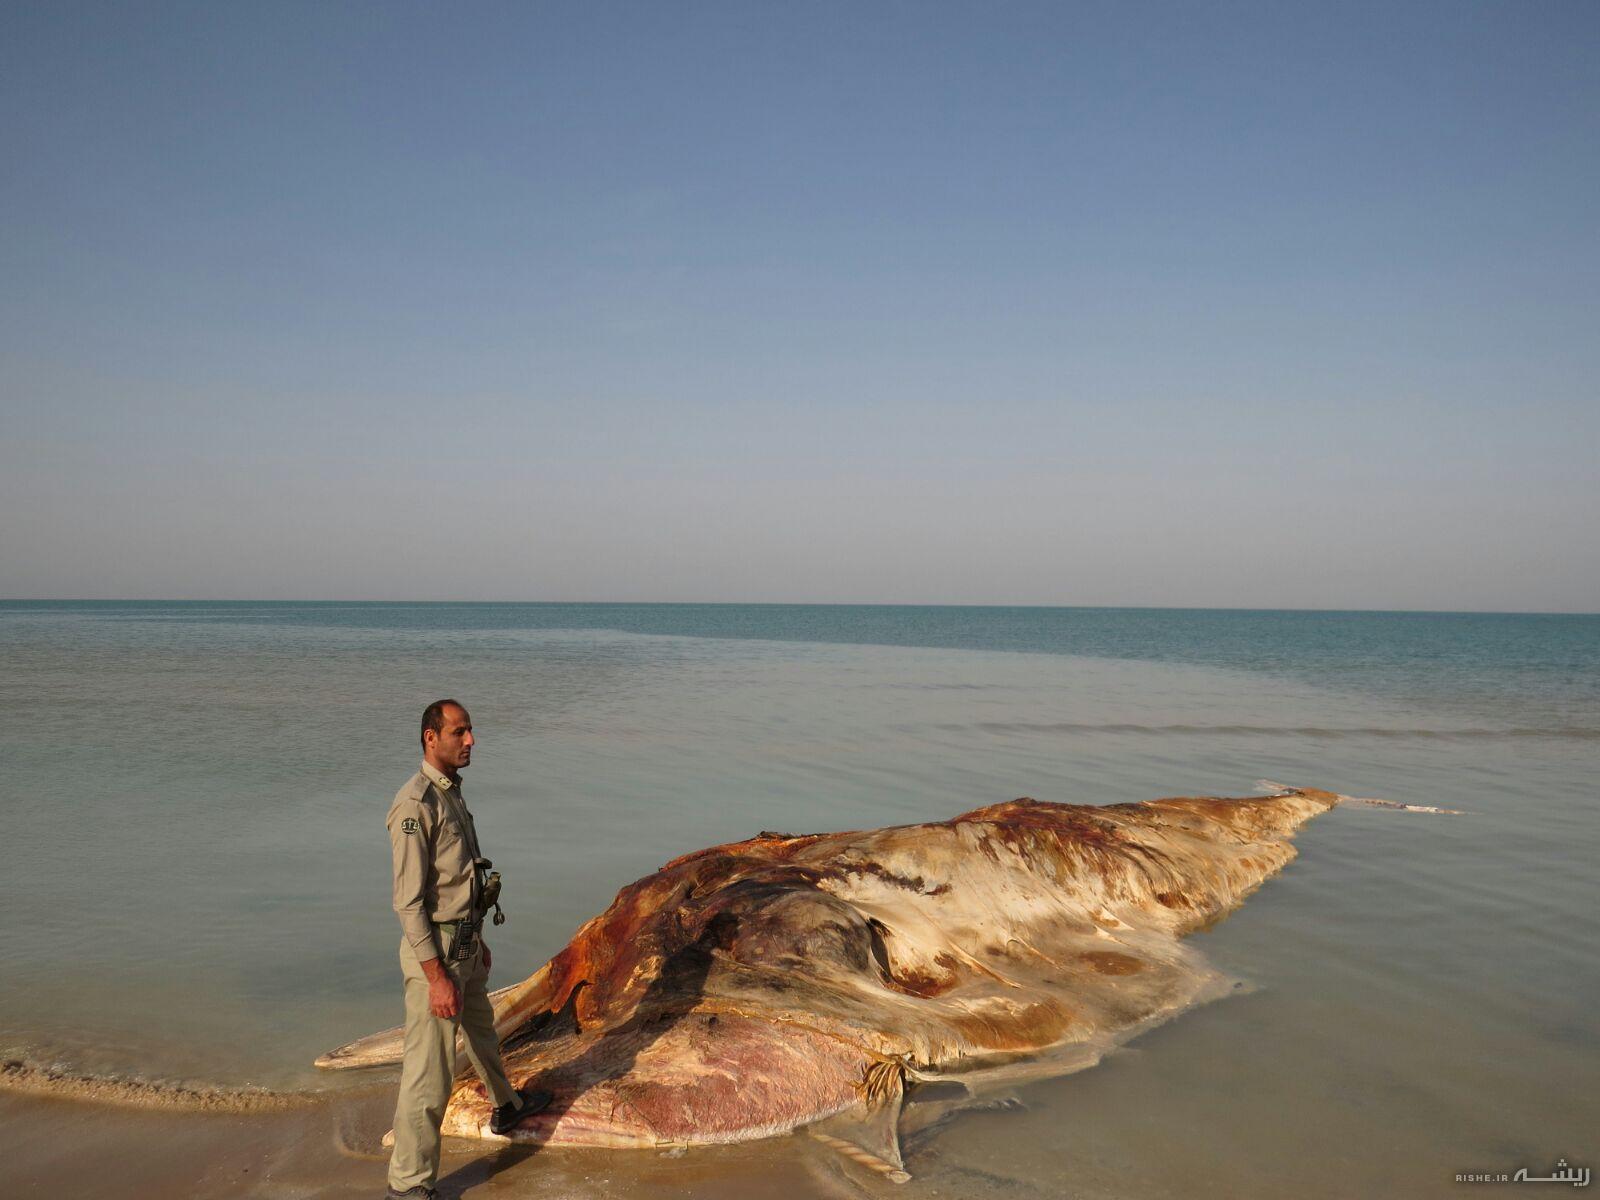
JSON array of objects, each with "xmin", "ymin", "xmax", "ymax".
[{"xmin": 421, "ymin": 699, "xmax": 465, "ymax": 748}]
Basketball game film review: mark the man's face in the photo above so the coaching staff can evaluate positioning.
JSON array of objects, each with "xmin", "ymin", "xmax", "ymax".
[{"xmin": 426, "ymin": 705, "xmax": 475, "ymax": 772}]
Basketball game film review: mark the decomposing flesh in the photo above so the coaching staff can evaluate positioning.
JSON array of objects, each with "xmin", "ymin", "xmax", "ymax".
[{"xmin": 318, "ymin": 786, "xmax": 1341, "ymax": 1174}]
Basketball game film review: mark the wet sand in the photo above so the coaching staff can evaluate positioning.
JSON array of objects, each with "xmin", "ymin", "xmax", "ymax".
[
  {"xmin": 6, "ymin": 998, "xmax": 1577, "ymax": 1200},
  {"xmin": 0, "ymin": 1081, "xmax": 1026, "ymax": 1200}
]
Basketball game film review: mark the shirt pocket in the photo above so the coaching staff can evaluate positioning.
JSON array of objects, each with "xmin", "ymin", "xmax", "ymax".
[
  {"xmin": 437, "ymin": 812, "xmax": 478, "ymax": 884},
  {"xmin": 435, "ymin": 813, "xmax": 465, "ymax": 861}
]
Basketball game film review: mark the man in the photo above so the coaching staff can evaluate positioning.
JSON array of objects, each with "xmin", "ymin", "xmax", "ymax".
[{"xmin": 385, "ymin": 699, "xmax": 549, "ymax": 1200}]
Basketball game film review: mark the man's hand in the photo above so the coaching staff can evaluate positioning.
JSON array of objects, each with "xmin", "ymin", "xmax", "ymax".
[
  {"xmin": 420, "ymin": 956, "xmax": 461, "ymax": 1019},
  {"xmin": 483, "ymin": 943, "xmax": 492, "ymax": 974}
]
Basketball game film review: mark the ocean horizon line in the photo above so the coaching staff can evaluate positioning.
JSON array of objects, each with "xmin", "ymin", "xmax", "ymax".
[{"xmin": 2, "ymin": 598, "xmax": 1597, "ymax": 617}]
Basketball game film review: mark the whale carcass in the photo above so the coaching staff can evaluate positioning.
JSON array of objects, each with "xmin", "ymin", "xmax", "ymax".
[{"xmin": 319, "ymin": 785, "xmax": 1343, "ymax": 1175}]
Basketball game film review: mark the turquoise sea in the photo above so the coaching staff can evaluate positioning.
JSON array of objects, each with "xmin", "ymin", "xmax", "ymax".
[{"xmin": 2, "ymin": 602, "xmax": 1597, "ymax": 1198}]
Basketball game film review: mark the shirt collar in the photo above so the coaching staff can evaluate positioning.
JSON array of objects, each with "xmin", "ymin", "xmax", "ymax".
[{"xmin": 420, "ymin": 761, "xmax": 460, "ymax": 792}]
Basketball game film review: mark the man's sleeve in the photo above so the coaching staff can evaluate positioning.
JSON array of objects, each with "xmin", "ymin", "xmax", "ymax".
[{"xmin": 388, "ymin": 798, "xmax": 439, "ymax": 960}]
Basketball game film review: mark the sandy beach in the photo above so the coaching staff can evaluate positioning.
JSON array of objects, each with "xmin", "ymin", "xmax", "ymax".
[{"xmin": 0, "ymin": 1082, "xmax": 1090, "ymax": 1200}]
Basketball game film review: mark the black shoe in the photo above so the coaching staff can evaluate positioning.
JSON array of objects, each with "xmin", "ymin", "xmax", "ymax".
[
  {"xmin": 489, "ymin": 1085, "xmax": 554, "ymax": 1136},
  {"xmin": 384, "ymin": 1187, "xmax": 437, "ymax": 1199}
]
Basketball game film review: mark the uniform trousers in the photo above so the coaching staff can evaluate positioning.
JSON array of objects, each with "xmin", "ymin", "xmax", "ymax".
[{"xmin": 388, "ymin": 932, "xmax": 518, "ymax": 1192}]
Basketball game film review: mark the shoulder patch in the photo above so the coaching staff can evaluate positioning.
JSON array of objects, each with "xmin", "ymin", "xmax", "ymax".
[{"xmin": 401, "ymin": 816, "xmax": 421, "ymax": 835}]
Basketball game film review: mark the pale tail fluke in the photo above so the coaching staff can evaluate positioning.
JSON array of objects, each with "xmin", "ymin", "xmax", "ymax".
[{"xmin": 1254, "ymin": 780, "xmax": 1462, "ymax": 815}]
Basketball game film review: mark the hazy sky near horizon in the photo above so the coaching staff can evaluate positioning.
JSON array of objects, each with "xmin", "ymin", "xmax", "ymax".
[{"xmin": 2, "ymin": 1, "xmax": 1596, "ymax": 610}]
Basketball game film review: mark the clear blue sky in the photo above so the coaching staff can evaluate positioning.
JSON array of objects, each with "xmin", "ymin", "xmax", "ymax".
[{"xmin": 2, "ymin": 1, "xmax": 1595, "ymax": 609}]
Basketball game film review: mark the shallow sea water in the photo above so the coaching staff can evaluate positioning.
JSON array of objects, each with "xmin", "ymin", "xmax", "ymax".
[{"xmin": 1, "ymin": 602, "xmax": 1596, "ymax": 1197}]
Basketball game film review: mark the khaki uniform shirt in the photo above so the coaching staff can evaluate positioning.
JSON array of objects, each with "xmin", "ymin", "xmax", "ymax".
[{"xmin": 387, "ymin": 761, "xmax": 485, "ymax": 961}]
